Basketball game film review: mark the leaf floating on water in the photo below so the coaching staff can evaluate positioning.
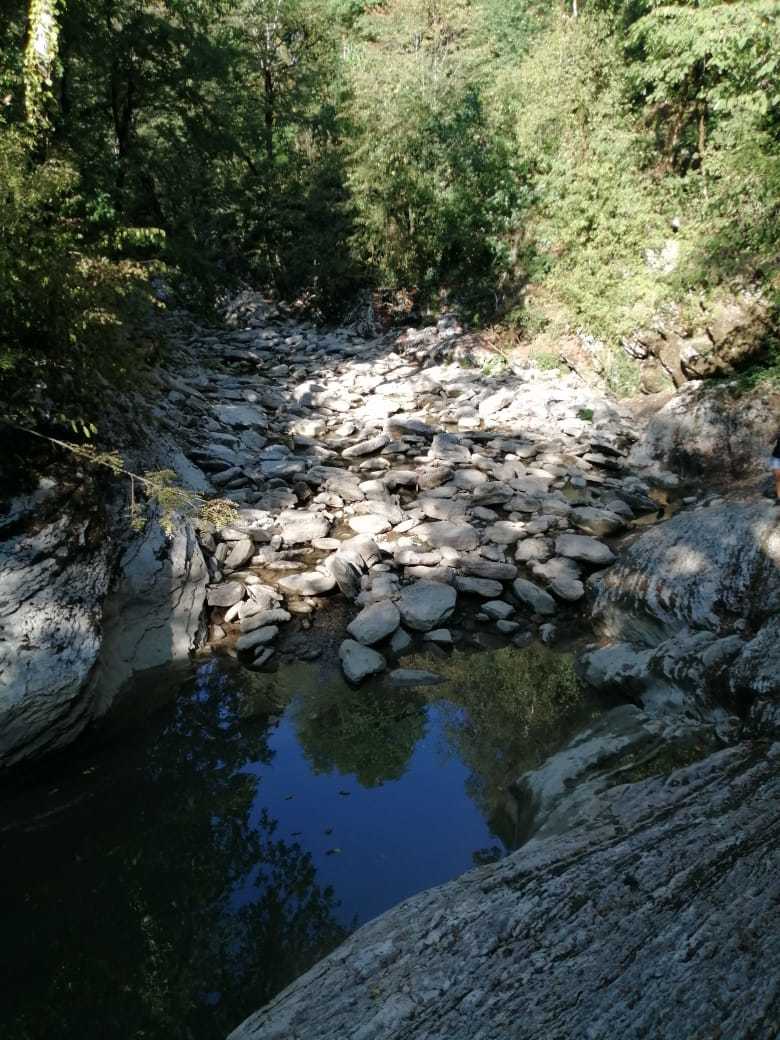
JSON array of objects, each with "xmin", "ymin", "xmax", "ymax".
[
  {"xmin": 338, "ymin": 790, "xmax": 351, "ymax": 797},
  {"xmin": 291, "ymin": 831, "xmax": 302, "ymax": 837},
  {"xmin": 284, "ymin": 795, "xmax": 295, "ymax": 801},
  {"xmin": 325, "ymin": 847, "xmax": 342, "ymax": 856},
  {"xmin": 324, "ymin": 827, "xmax": 333, "ymax": 835}
]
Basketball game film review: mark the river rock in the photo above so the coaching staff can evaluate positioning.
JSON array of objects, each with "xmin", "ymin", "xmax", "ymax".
[
  {"xmin": 277, "ymin": 571, "xmax": 337, "ymax": 597},
  {"xmin": 339, "ymin": 639, "xmax": 386, "ymax": 683},
  {"xmin": 570, "ymin": 506, "xmax": 626, "ymax": 537},
  {"xmin": 206, "ymin": 581, "xmax": 244, "ymax": 607},
  {"xmin": 236, "ymin": 625, "xmax": 279, "ymax": 652},
  {"xmin": 398, "ymin": 580, "xmax": 457, "ymax": 632},
  {"xmin": 454, "ymin": 576, "xmax": 504, "ymax": 598},
  {"xmin": 348, "ymin": 514, "xmax": 391, "ymax": 536},
  {"xmin": 555, "ymin": 533, "xmax": 616, "ymax": 566},
  {"xmin": 512, "ymin": 578, "xmax": 557, "ymax": 616},
  {"xmin": 412, "ymin": 522, "xmax": 479, "ymax": 552},
  {"xmin": 222, "ymin": 538, "xmax": 255, "ymax": 571},
  {"xmin": 347, "ymin": 601, "xmax": 401, "ymax": 645},
  {"xmin": 276, "ymin": 511, "xmax": 331, "ymax": 545},
  {"xmin": 342, "ymin": 433, "xmax": 390, "ymax": 458}
]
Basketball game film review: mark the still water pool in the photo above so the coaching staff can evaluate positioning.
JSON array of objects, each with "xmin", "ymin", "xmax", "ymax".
[{"xmin": 1, "ymin": 644, "xmax": 604, "ymax": 1039}]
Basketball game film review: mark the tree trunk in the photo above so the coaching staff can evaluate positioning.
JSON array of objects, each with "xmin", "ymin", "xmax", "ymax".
[
  {"xmin": 264, "ymin": 66, "xmax": 274, "ymax": 162},
  {"xmin": 23, "ymin": 0, "xmax": 63, "ymax": 128}
]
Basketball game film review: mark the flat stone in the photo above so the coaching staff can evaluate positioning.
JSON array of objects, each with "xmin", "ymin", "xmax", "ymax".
[
  {"xmin": 424, "ymin": 628, "xmax": 452, "ymax": 645},
  {"xmin": 277, "ymin": 511, "xmax": 331, "ymax": 545},
  {"xmin": 413, "ymin": 522, "xmax": 479, "ymax": 551},
  {"xmin": 454, "ymin": 576, "xmax": 504, "ymax": 598},
  {"xmin": 571, "ymin": 506, "xmax": 626, "ymax": 537},
  {"xmin": 512, "ymin": 578, "xmax": 557, "ymax": 616},
  {"xmin": 206, "ymin": 582, "xmax": 244, "ymax": 608},
  {"xmin": 389, "ymin": 668, "xmax": 445, "ymax": 687},
  {"xmin": 239, "ymin": 608, "xmax": 292, "ymax": 633},
  {"xmin": 485, "ymin": 521, "xmax": 526, "ymax": 545},
  {"xmin": 213, "ymin": 404, "xmax": 267, "ymax": 428},
  {"xmin": 482, "ymin": 600, "xmax": 514, "ymax": 620},
  {"xmin": 342, "ymin": 433, "xmax": 390, "ymax": 458},
  {"xmin": 346, "ymin": 600, "xmax": 401, "ymax": 645},
  {"xmin": 236, "ymin": 625, "xmax": 279, "ymax": 653},
  {"xmin": 556, "ymin": 533, "xmax": 616, "ymax": 566},
  {"xmin": 339, "ymin": 639, "xmax": 386, "ymax": 683},
  {"xmin": 398, "ymin": 580, "xmax": 457, "ymax": 632},
  {"xmin": 348, "ymin": 515, "xmax": 392, "ymax": 535},
  {"xmin": 460, "ymin": 559, "xmax": 518, "ymax": 581},
  {"xmin": 277, "ymin": 571, "xmax": 337, "ymax": 596}
]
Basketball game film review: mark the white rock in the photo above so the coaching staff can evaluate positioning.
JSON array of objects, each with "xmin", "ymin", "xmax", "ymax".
[{"xmin": 339, "ymin": 639, "xmax": 386, "ymax": 682}]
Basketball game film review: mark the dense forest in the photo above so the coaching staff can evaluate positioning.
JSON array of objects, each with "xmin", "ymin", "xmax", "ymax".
[{"xmin": 1, "ymin": 0, "xmax": 778, "ymax": 433}]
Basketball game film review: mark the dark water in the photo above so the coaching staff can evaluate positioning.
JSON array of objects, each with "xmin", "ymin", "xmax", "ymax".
[{"xmin": 0, "ymin": 644, "xmax": 603, "ymax": 1040}]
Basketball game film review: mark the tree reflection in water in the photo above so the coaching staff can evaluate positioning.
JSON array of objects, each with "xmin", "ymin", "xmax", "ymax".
[
  {"xmin": 291, "ymin": 677, "xmax": 427, "ymax": 788},
  {"xmin": 1, "ymin": 661, "xmax": 347, "ymax": 1040},
  {"xmin": 426, "ymin": 645, "xmax": 601, "ymax": 849}
]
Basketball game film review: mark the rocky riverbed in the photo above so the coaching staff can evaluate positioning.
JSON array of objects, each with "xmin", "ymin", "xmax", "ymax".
[
  {"xmin": 161, "ymin": 293, "xmax": 667, "ymax": 684},
  {"xmin": 1, "ymin": 291, "xmax": 778, "ymax": 1039}
]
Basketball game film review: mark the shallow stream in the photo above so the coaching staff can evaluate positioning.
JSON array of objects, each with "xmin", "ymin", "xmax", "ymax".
[{"xmin": 1, "ymin": 643, "xmax": 610, "ymax": 1039}]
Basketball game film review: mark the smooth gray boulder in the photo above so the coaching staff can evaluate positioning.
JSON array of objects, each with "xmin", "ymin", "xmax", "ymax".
[
  {"xmin": 630, "ymin": 381, "xmax": 780, "ymax": 479},
  {"xmin": 229, "ymin": 742, "xmax": 780, "ymax": 1040},
  {"xmin": 555, "ymin": 532, "xmax": 616, "ymax": 566},
  {"xmin": 454, "ymin": 576, "xmax": 503, "ymax": 598},
  {"xmin": 398, "ymin": 581, "xmax": 457, "ymax": 632},
  {"xmin": 347, "ymin": 601, "xmax": 401, "ymax": 645},
  {"xmin": 512, "ymin": 578, "xmax": 556, "ymax": 616},
  {"xmin": 339, "ymin": 639, "xmax": 386, "ymax": 683}
]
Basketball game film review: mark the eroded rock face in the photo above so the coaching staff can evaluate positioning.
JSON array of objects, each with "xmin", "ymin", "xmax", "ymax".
[
  {"xmin": 85, "ymin": 515, "xmax": 208, "ymax": 717},
  {"xmin": 630, "ymin": 381, "xmax": 780, "ymax": 479},
  {"xmin": 0, "ymin": 506, "xmax": 115, "ymax": 770},
  {"xmin": 229, "ymin": 742, "xmax": 780, "ymax": 1040},
  {"xmin": 0, "ymin": 493, "xmax": 208, "ymax": 770},
  {"xmin": 583, "ymin": 499, "xmax": 780, "ymax": 727}
]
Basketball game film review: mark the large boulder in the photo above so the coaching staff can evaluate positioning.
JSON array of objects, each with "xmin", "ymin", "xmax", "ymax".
[
  {"xmin": 0, "ymin": 493, "xmax": 208, "ymax": 771},
  {"xmin": 229, "ymin": 742, "xmax": 780, "ymax": 1040},
  {"xmin": 583, "ymin": 499, "xmax": 780, "ymax": 727},
  {"xmin": 630, "ymin": 381, "xmax": 780, "ymax": 479}
]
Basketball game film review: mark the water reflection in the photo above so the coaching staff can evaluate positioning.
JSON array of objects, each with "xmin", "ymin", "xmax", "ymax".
[
  {"xmin": 1, "ymin": 663, "xmax": 346, "ymax": 1040},
  {"xmin": 0, "ymin": 643, "xmax": 604, "ymax": 1040}
]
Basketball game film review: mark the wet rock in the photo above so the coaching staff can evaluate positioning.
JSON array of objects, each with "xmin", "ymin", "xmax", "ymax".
[
  {"xmin": 549, "ymin": 575, "xmax": 585, "ymax": 602},
  {"xmin": 398, "ymin": 580, "xmax": 457, "ymax": 632},
  {"xmin": 424, "ymin": 628, "xmax": 452, "ymax": 645},
  {"xmin": 339, "ymin": 639, "xmax": 386, "ymax": 683},
  {"xmin": 347, "ymin": 601, "xmax": 401, "ymax": 646},
  {"xmin": 390, "ymin": 627, "xmax": 413, "ymax": 656},
  {"xmin": 482, "ymin": 600, "xmax": 514, "ymax": 621}
]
